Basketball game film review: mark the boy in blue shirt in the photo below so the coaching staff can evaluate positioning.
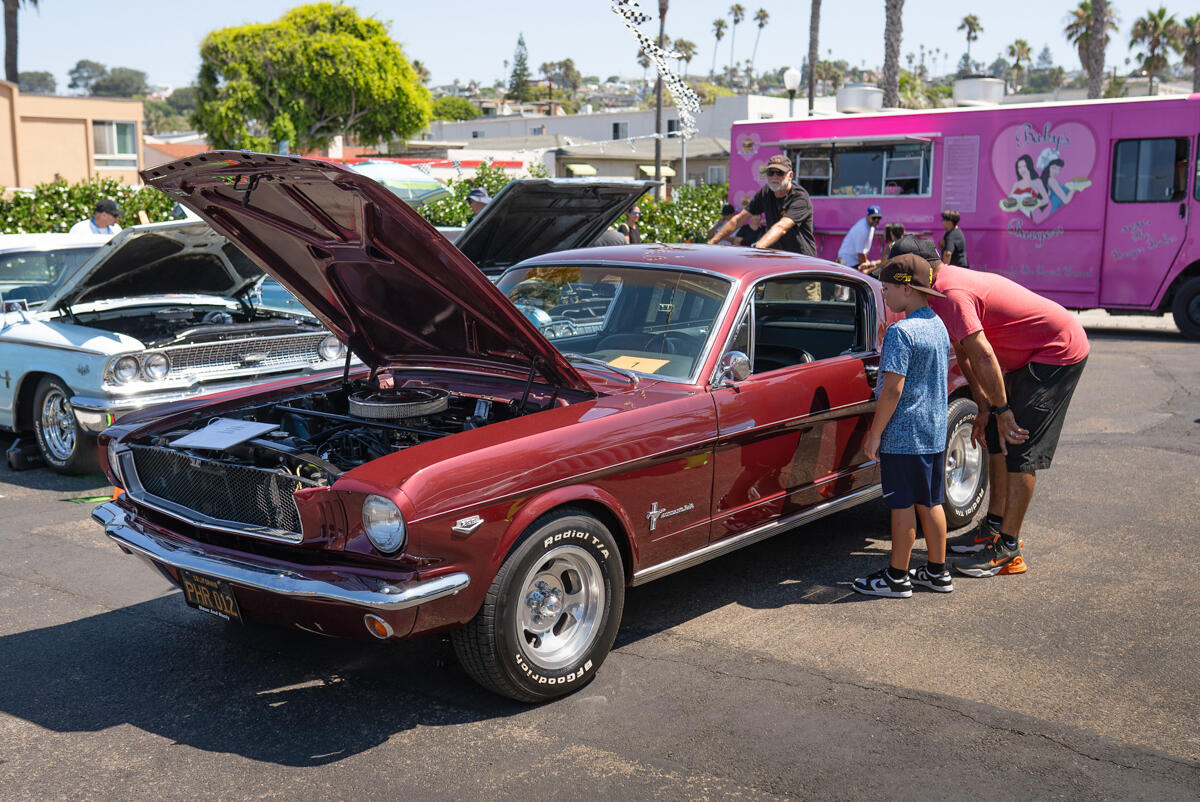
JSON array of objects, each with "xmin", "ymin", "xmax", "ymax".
[{"xmin": 854, "ymin": 253, "xmax": 954, "ymax": 598}]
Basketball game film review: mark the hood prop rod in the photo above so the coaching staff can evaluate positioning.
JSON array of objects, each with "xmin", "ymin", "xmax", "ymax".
[
  {"xmin": 341, "ymin": 350, "xmax": 353, "ymax": 390},
  {"xmin": 517, "ymin": 359, "xmax": 539, "ymax": 415}
]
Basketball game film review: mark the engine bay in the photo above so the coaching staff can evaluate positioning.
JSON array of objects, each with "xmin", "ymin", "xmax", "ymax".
[{"xmin": 69, "ymin": 304, "xmax": 323, "ymax": 348}]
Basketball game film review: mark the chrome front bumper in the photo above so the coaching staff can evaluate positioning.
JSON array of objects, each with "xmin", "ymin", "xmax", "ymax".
[{"xmin": 91, "ymin": 501, "xmax": 470, "ymax": 612}]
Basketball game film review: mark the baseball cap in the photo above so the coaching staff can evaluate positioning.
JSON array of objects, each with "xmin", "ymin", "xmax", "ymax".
[
  {"xmin": 759, "ymin": 154, "xmax": 793, "ymax": 174},
  {"xmin": 878, "ymin": 253, "xmax": 946, "ymax": 297},
  {"xmin": 867, "ymin": 205, "xmax": 882, "ymax": 217},
  {"xmin": 887, "ymin": 234, "xmax": 941, "ymax": 266},
  {"xmin": 94, "ymin": 198, "xmax": 123, "ymax": 217},
  {"xmin": 467, "ymin": 187, "xmax": 491, "ymax": 204}
]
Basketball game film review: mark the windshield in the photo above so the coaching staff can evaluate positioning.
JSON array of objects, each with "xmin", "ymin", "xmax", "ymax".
[
  {"xmin": 496, "ymin": 264, "xmax": 731, "ymax": 381},
  {"xmin": 0, "ymin": 246, "xmax": 102, "ymax": 301}
]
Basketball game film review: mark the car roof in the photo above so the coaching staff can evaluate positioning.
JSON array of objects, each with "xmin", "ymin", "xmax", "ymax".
[
  {"xmin": 518, "ymin": 243, "xmax": 872, "ymax": 286},
  {"xmin": 0, "ymin": 233, "xmax": 111, "ymax": 252}
]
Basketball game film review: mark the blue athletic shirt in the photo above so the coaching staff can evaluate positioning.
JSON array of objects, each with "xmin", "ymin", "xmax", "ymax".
[{"xmin": 878, "ymin": 306, "xmax": 950, "ymax": 455}]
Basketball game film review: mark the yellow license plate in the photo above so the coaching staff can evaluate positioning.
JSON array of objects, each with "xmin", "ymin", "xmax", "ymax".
[{"xmin": 178, "ymin": 568, "xmax": 242, "ymax": 623}]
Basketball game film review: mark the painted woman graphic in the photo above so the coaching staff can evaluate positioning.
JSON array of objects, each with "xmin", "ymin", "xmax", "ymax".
[{"xmin": 1006, "ymin": 154, "xmax": 1047, "ymax": 215}]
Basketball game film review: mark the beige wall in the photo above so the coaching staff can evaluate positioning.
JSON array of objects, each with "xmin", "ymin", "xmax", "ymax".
[{"xmin": 0, "ymin": 82, "xmax": 143, "ymax": 187}]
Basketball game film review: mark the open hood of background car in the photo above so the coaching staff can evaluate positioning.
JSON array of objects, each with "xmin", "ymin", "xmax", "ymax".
[
  {"xmin": 454, "ymin": 178, "xmax": 657, "ymax": 277},
  {"xmin": 141, "ymin": 152, "xmax": 596, "ymax": 396},
  {"xmin": 42, "ymin": 220, "xmax": 265, "ymax": 310}
]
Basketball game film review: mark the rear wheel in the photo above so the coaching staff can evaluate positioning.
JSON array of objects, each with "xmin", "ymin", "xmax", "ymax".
[
  {"xmin": 32, "ymin": 376, "xmax": 98, "ymax": 475},
  {"xmin": 943, "ymin": 397, "xmax": 987, "ymax": 529},
  {"xmin": 1171, "ymin": 277, "xmax": 1200, "ymax": 340}
]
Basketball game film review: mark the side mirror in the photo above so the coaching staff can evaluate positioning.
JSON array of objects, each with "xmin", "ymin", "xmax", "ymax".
[{"xmin": 716, "ymin": 350, "xmax": 752, "ymax": 387}]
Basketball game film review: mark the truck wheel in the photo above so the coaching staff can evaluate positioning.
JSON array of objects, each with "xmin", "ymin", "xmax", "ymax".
[
  {"xmin": 32, "ymin": 376, "xmax": 98, "ymax": 475},
  {"xmin": 452, "ymin": 510, "xmax": 624, "ymax": 702},
  {"xmin": 943, "ymin": 397, "xmax": 987, "ymax": 529},
  {"xmin": 1171, "ymin": 277, "xmax": 1200, "ymax": 340}
]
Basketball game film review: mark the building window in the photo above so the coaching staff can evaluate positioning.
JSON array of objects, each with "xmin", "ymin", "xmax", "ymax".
[
  {"xmin": 667, "ymin": 119, "xmax": 679, "ymax": 134},
  {"xmin": 1112, "ymin": 137, "xmax": 1188, "ymax": 203},
  {"xmin": 612, "ymin": 121, "xmax": 629, "ymax": 140},
  {"xmin": 472, "ymin": 130, "xmax": 486, "ymax": 139},
  {"xmin": 92, "ymin": 121, "xmax": 137, "ymax": 168},
  {"xmin": 530, "ymin": 125, "xmax": 545, "ymax": 135},
  {"xmin": 707, "ymin": 165, "xmax": 727, "ymax": 184}
]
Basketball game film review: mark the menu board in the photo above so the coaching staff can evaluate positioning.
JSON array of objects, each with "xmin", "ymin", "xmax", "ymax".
[{"xmin": 941, "ymin": 135, "xmax": 980, "ymax": 213}]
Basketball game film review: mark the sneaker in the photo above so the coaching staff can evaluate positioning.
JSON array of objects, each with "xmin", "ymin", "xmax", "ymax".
[
  {"xmin": 909, "ymin": 565, "xmax": 954, "ymax": 592},
  {"xmin": 853, "ymin": 567, "xmax": 913, "ymax": 598},
  {"xmin": 954, "ymin": 538, "xmax": 1028, "ymax": 577},
  {"xmin": 947, "ymin": 519, "xmax": 1000, "ymax": 554}
]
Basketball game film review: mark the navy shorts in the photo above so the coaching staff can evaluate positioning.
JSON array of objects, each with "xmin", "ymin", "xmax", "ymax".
[{"xmin": 880, "ymin": 452, "xmax": 946, "ymax": 509}]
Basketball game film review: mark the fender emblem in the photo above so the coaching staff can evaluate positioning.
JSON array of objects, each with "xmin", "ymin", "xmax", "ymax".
[
  {"xmin": 452, "ymin": 515, "xmax": 484, "ymax": 535},
  {"xmin": 647, "ymin": 501, "xmax": 695, "ymax": 532}
]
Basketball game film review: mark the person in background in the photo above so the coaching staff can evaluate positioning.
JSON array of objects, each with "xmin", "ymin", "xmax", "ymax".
[
  {"xmin": 837, "ymin": 205, "xmax": 883, "ymax": 269},
  {"xmin": 732, "ymin": 214, "xmax": 764, "ymax": 247},
  {"xmin": 467, "ymin": 187, "xmax": 491, "ymax": 217},
  {"xmin": 617, "ymin": 205, "xmax": 642, "ymax": 244},
  {"xmin": 70, "ymin": 198, "xmax": 123, "ymax": 236},
  {"xmin": 707, "ymin": 203, "xmax": 738, "ymax": 245},
  {"xmin": 859, "ymin": 223, "xmax": 905, "ymax": 275},
  {"xmin": 939, "ymin": 210, "xmax": 969, "ymax": 267},
  {"xmin": 706, "ymin": 155, "xmax": 816, "ymax": 255}
]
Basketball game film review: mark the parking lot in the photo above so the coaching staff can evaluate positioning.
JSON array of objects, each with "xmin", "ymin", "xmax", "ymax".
[{"xmin": 1, "ymin": 312, "xmax": 1197, "ymax": 799}]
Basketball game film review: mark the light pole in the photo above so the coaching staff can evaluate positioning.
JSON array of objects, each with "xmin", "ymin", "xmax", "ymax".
[
  {"xmin": 783, "ymin": 66, "xmax": 802, "ymax": 118},
  {"xmin": 653, "ymin": 0, "xmax": 668, "ymax": 197}
]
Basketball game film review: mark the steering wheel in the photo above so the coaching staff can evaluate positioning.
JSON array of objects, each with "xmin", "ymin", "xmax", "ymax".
[
  {"xmin": 661, "ymin": 332, "xmax": 702, "ymax": 355},
  {"xmin": 796, "ymin": 349, "xmax": 815, "ymax": 364}
]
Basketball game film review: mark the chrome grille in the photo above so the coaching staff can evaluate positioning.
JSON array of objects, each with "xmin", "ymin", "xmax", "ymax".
[
  {"xmin": 126, "ymin": 445, "xmax": 308, "ymax": 541},
  {"xmin": 163, "ymin": 333, "xmax": 329, "ymax": 379}
]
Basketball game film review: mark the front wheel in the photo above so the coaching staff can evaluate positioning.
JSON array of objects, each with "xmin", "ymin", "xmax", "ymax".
[
  {"xmin": 32, "ymin": 376, "xmax": 98, "ymax": 475},
  {"xmin": 1171, "ymin": 277, "xmax": 1200, "ymax": 340},
  {"xmin": 452, "ymin": 510, "xmax": 625, "ymax": 702},
  {"xmin": 942, "ymin": 397, "xmax": 988, "ymax": 529}
]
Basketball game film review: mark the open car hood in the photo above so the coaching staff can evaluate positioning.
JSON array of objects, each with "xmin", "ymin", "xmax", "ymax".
[
  {"xmin": 141, "ymin": 152, "xmax": 596, "ymax": 396},
  {"xmin": 455, "ymin": 178, "xmax": 657, "ymax": 277},
  {"xmin": 42, "ymin": 219, "xmax": 264, "ymax": 310}
]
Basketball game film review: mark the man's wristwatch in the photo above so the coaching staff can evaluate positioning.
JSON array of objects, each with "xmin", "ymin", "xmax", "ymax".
[{"xmin": 990, "ymin": 403, "xmax": 1012, "ymax": 416}]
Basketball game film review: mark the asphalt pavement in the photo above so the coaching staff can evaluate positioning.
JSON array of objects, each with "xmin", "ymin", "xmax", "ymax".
[{"xmin": 0, "ymin": 314, "xmax": 1197, "ymax": 800}]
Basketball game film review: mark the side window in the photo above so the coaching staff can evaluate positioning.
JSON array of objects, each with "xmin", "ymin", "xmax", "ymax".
[
  {"xmin": 749, "ymin": 278, "xmax": 864, "ymax": 374},
  {"xmin": 1112, "ymin": 137, "xmax": 1188, "ymax": 202}
]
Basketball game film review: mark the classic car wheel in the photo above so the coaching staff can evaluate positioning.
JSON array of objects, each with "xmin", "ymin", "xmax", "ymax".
[
  {"xmin": 942, "ymin": 397, "xmax": 987, "ymax": 529},
  {"xmin": 1171, "ymin": 276, "xmax": 1200, "ymax": 340},
  {"xmin": 33, "ymin": 376, "xmax": 98, "ymax": 475},
  {"xmin": 452, "ymin": 510, "xmax": 624, "ymax": 702}
]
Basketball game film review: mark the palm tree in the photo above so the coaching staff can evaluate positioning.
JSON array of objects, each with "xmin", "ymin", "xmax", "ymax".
[
  {"xmin": 750, "ymin": 8, "xmax": 769, "ymax": 74},
  {"xmin": 710, "ymin": 18, "xmax": 727, "ymax": 81},
  {"xmin": 882, "ymin": 0, "xmax": 905, "ymax": 107},
  {"xmin": 674, "ymin": 38, "xmax": 697, "ymax": 79},
  {"xmin": 1007, "ymin": 39, "xmax": 1031, "ymax": 90},
  {"xmin": 637, "ymin": 49, "xmax": 651, "ymax": 99},
  {"xmin": 728, "ymin": 5, "xmax": 745, "ymax": 83},
  {"xmin": 411, "ymin": 60, "xmax": 431, "ymax": 86},
  {"xmin": 958, "ymin": 15, "xmax": 983, "ymax": 62},
  {"xmin": 1065, "ymin": 0, "xmax": 1118, "ymax": 98},
  {"xmin": 1130, "ymin": 7, "xmax": 1184, "ymax": 95},
  {"xmin": 3, "ymin": 0, "xmax": 37, "ymax": 85},
  {"xmin": 1183, "ymin": 14, "xmax": 1200, "ymax": 92},
  {"xmin": 807, "ymin": 0, "xmax": 821, "ymax": 113}
]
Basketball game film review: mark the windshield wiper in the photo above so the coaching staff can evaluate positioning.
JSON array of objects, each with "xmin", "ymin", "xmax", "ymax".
[{"xmin": 563, "ymin": 353, "xmax": 638, "ymax": 386}]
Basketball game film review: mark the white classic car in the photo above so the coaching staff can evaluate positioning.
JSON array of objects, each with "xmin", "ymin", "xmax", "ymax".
[{"xmin": 0, "ymin": 221, "xmax": 349, "ymax": 473}]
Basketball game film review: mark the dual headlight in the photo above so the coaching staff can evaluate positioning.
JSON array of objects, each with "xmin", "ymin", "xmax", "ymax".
[
  {"xmin": 108, "ymin": 352, "xmax": 170, "ymax": 385},
  {"xmin": 318, "ymin": 334, "xmax": 346, "ymax": 362},
  {"xmin": 362, "ymin": 495, "xmax": 406, "ymax": 554}
]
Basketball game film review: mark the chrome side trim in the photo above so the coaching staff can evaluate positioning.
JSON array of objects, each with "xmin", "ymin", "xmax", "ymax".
[
  {"xmin": 0, "ymin": 336, "xmax": 106, "ymax": 355},
  {"xmin": 91, "ymin": 501, "xmax": 470, "ymax": 612},
  {"xmin": 630, "ymin": 483, "xmax": 882, "ymax": 586}
]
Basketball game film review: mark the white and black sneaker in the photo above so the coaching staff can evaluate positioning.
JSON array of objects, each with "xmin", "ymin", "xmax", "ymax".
[
  {"xmin": 852, "ymin": 567, "xmax": 913, "ymax": 598},
  {"xmin": 909, "ymin": 565, "xmax": 954, "ymax": 593}
]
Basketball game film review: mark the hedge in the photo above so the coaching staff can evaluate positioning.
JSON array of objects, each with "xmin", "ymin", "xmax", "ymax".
[{"xmin": 0, "ymin": 177, "xmax": 177, "ymax": 234}]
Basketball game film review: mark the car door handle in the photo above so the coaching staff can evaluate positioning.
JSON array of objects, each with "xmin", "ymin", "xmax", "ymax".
[{"xmin": 865, "ymin": 365, "xmax": 879, "ymax": 388}]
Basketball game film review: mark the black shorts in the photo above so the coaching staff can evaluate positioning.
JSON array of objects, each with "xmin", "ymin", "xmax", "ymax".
[
  {"xmin": 986, "ymin": 357, "xmax": 1087, "ymax": 473},
  {"xmin": 880, "ymin": 452, "xmax": 946, "ymax": 509}
]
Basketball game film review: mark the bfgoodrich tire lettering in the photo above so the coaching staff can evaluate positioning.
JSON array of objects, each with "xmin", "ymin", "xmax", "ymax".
[
  {"xmin": 32, "ymin": 375, "xmax": 98, "ymax": 475},
  {"xmin": 452, "ymin": 510, "xmax": 624, "ymax": 702},
  {"xmin": 942, "ymin": 397, "xmax": 987, "ymax": 529}
]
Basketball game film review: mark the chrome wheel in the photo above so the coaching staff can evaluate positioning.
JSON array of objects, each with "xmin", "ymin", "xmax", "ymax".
[
  {"xmin": 513, "ymin": 545, "xmax": 604, "ymax": 671},
  {"xmin": 944, "ymin": 417, "xmax": 984, "ymax": 508},
  {"xmin": 39, "ymin": 386, "xmax": 77, "ymax": 462}
]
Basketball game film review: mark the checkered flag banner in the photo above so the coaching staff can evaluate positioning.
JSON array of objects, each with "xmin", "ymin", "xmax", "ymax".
[{"xmin": 610, "ymin": 1, "xmax": 701, "ymax": 138}]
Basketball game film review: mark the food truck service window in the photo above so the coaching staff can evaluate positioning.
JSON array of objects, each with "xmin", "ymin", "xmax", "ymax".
[{"xmin": 787, "ymin": 141, "xmax": 932, "ymax": 198}]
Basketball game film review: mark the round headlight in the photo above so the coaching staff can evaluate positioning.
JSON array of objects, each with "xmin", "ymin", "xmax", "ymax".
[
  {"xmin": 112, "ymin": 356, "xmax": 139, "ymax": 384},
  {"xmin": 143, "ymin": 352, "xmax": 170, "ymax": 381},
  {"xmin": 318, "ymin": 334, "xmax": 346, "ymax": 362},
  {"xmin": 362, "ymin": 494, "xmax": 405, "ymax": 553}
]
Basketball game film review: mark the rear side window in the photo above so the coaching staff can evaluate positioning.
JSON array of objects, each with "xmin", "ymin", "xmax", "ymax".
[{"xmin": 1111, "ymin": 138, "xmax": 1188, "ymax": 202}]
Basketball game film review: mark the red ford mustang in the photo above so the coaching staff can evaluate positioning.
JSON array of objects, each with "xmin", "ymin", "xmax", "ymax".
[{"xmin": 92, "ymin": 152, "xmax": 986, "ymax": 702}]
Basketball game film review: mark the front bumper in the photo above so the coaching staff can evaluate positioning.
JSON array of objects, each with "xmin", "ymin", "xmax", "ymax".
[{"xmin": 91, "ymin": 501, "xmax": 470, "ymax": 612}]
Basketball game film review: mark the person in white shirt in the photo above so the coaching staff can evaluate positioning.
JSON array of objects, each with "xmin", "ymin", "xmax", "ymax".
[
  {"xmin": 69, "ymin": 198, "xmax": 124, "ymax": 236},
  {"xmin": 837, "ymin": 205, "xmax": 882, "ymax": 269}
]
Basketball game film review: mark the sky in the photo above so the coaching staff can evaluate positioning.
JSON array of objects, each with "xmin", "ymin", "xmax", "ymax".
[{"xmin": 17, "ymin": 0, "xmax": 1150, "ymax": 94}]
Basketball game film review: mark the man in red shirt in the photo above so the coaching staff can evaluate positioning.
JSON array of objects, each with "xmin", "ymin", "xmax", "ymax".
[{"xmin": 888, "ymin": 236, "xmax": 1089, "ymax": 578}]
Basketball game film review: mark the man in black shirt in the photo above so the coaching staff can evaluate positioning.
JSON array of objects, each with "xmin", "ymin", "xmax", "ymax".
[
  {"xmin": 939, "ymin": 209, "xmax": 969, "ymax": 267},
  {"xmin": 707, "ymin": 154, "xmax": 816, "ymax": 255}
]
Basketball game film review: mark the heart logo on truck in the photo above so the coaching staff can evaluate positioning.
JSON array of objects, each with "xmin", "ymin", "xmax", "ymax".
[{"xmin": 991, "ymin": 121, "xmax": 1096, "ymax": 223}]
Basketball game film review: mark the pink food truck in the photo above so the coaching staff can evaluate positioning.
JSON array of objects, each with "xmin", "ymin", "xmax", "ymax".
[{"xmin": 729, "ymin": 94, "xmax": 1200, "ymax": 338}]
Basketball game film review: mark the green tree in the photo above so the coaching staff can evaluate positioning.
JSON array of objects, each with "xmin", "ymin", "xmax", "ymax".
[
  {"xmin": 1183, "ymin": 14, "xmax": 1200, "ymax": 92},
  {"xmin": 166, "ymin": 86, "xmax": 198, "ymax": 115},
  {"xmin": 749, "ymin": 9, "xmax": 769, "ymax": 74},
  {"xmin": 431, "ymin": 95, "xmax": 477, "ymax": 121},
  {"xmin": 508, "ymin": 33, "xmax": 533, "ymax": 101},
  {"xmin": 1006, "ymin": 39, "xmax": 1031, "ymax": 90},
  {"xmin": 67, "ymin": 59, "xmax": 107, "ymax": 93},
  {"xmin": 411, "ymin": 59, "xmax": 430, "ymax": 85},
  {"xmin": 1130, "ymin": 7, "xmax": 1184, "ymax": 95},
  {"xmin": 91, "ymin": 67, "xmax": 148, "ymax": 97},
  {"xmin": 194, "ymin": 3, "xmax": 431, "ymax": 152},
  {"xmin": 727, "ymin": 4, "xmax": 745, "ymax": 81},
  {"xmin": 555, "ymin": 58, "xmax": 581, "ymax": 99},
  {"xmin": 673, "ymin": 38, "xmax": 697, "ymax": 78},
  {"xmin": 710, "ymin": 18, "xmax": 726, "ymax": 80},
  {"xmin": 3, "ymin": 0, "xmax": 37, "ymax": 84},
  {"xmin": 17, "ymin": 69, "xmax": 52, "ymax": 93},
  {"xmin": 958, "ymin": 15, "xmax": 983, "ymax": 62},
  {"xmin": 0, "ymin": 176, "xmax": 176, "ymax": 234}
]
